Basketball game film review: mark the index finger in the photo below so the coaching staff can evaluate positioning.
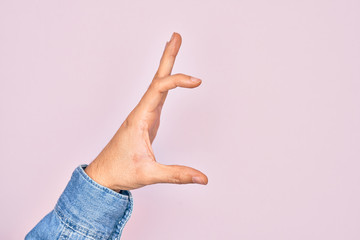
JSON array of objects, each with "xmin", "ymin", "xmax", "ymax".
[{"xmin": 154, "ymin": 32, "xmax": 182, "ymax": 78}]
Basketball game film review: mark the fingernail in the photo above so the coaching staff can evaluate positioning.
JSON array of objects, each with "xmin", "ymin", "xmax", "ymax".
[
  {"xmin": 190, "ymin": 77, "xmax": 202, "ymax": 83},
  {"xmin": 192, "ymin": 176, "xmax": 205, "ymax": 185}
]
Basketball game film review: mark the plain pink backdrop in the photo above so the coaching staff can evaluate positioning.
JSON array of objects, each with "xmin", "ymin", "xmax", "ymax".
[{"xmin": 1, "ymin": 0, "xmax": 360, "ymax": 239}]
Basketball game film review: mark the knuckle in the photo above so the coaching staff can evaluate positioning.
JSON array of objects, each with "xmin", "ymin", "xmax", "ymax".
[
  {"xmin": 123, "ymin": 116, "xmax": 133, "ymax": 128},
  {"xmin": 166, "ymin": 76, "xmax": 179, "ymax": 88},
  {"xmin": 123, "ymin": 111, "xmax": 144, "ymax": 129},
  {"xmin": 171, "ymin": 171, "xmax": 182, "ymax": 184},
  {"xmin": 150, "ymin": 78, "xmax": 163, "ymax": 92},
  {"xmin": 154, "ymin": 71, "xmax": 160, "ymax": 79}
]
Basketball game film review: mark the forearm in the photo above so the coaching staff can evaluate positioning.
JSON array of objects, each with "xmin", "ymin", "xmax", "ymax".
[{"xmin": 25, "ymin": 165, "xmax": 133, "ymax": 240}]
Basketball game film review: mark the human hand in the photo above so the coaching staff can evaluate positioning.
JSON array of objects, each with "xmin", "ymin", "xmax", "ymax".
[{"xmin": 84, "ymin": 32, "xmax": 208, "ymax": 192}]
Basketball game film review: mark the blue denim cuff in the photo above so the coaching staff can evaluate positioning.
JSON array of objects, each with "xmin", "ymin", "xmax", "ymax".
[{"xmin": 54, "ymin": 164, "xmax": 133, "ymax": 240}]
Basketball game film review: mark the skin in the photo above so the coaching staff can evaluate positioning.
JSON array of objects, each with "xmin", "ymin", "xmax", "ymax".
[{"xmin": 85, "ymin": 32, "xmax": 208, "ymax": 192}]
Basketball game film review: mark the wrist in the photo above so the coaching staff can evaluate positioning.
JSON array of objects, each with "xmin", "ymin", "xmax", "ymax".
[{"xmin": 84, "ymin": 163, "xmax": 120, "ymax": 192}]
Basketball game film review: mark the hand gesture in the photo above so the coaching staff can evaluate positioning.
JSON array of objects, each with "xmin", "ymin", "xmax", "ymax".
[{"xmin": 85, "ymin": 32, "xmax": 208, "ymax": 191}]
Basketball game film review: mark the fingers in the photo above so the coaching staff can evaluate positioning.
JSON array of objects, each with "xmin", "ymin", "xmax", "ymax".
[
  {"xmin": 135, "ymin": 32, "xmax": 202, "ymax": 113},
  {"xmin": 154, "ymin": 74, "xmax": 202, "ymax": 93},
  {"xmin": 155, "ymin": 32, "xmax": 182, "ymax": 78},
  {"xmin": 147, "ymin": 162, "xmax": 208, "ymax": 185},
  {"xmin": 138, "ymin": 74, "xmax": 202, "ymax": 112}
]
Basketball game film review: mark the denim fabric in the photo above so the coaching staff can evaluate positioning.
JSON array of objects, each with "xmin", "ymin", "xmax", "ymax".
[{"xmin": 25, "ymin": 165, "xmax": 133, "ymax": 240}]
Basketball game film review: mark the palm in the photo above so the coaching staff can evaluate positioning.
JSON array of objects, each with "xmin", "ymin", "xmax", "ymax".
[{"xmin": 124, "ymin": 90, "xmax": 167, "ymax": 160}]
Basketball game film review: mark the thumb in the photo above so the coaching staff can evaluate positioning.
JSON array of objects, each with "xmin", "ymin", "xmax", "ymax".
[{"xmin": 149, "ymin": 163, "xmax": 208, "ymax": 185}]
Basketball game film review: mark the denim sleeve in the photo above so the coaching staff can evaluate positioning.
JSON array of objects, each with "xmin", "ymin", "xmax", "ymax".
[{"xmin": 25, "ymin": 164, "xmax": 134, "ymax": 240}]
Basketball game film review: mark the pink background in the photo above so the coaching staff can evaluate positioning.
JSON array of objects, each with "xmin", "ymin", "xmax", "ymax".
[{"xmin": 1, "ymin": 0, "xmax": 360, "ymax": 239}]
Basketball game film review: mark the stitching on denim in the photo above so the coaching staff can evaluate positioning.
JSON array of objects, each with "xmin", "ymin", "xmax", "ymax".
[
  {"xmin": 52, "ymin": 165, "xmax": 133, "ymax": 240},
  {"xmin": 55, "ymin": 220, "xmax": 66, "ymax": 240},
  {"xmin": 76, "ymin": 165, "xmax": 132, "ymax": 201},
  {"xmin": 109, "ymin": 195, "xmax": 134, "ymax": 239},
  {"xmin": 58, "ymin": 224, "xmax": 68, "ymax": 240},
  {"xmin": 54, "ymin": 203, "xmax": 104, "ymax": 240},
  {"xmin": 55, "ymin": 204, "xmax": 99, "ymax": 239},
  {"xmin": 58, "ymin": 225, "xmax": 74, "ymax": 240},
  {"xmin": 55, "ymin": 204, "xmax": 91, "ymax": 232}
]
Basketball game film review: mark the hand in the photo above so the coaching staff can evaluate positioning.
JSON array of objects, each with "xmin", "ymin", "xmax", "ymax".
[{"xmin": 85, "ymin": 32, "xmax": 208, "ymax": 192}]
